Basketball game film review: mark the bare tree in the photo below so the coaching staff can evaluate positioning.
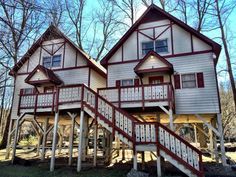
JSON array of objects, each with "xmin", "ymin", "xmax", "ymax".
[
  {"xmin": 65, "ymin": 0, "xmax": 86, "ymax": 50},
  {"xmin": 108, "ymin": 0, "xmax": 137, "ymax": 26},
  {"xmin": 214, "ymin": 0, "xmax": 236, "ymax": 110},
  {"xmin": 0, "ymin": 0, "xmax": 43, "ymax": 148}
]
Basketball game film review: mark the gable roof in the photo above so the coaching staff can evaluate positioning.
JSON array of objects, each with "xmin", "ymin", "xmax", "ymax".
[
  {"xmin": 9, "ymin": 25, "xmax": 106, "ymax": 78},
  {"xmin": 25, "ymin": 65, "xmax": 62, "ymax": 85},
  {"xmin": 134, "ymin": 50, "xmax": 173, "ymax": 75},
  {"xmin": 100, "ymin": 4, "xmax": 221, "ymax": 67}
]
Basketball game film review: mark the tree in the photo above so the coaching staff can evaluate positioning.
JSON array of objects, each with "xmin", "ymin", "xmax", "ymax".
[
  {"xmin": 214, "ymin": 0, "xmax": 236, "ymax": 110},
  {"xmin": 0, "ymin": 0, "xmax": 43, "ymax": 148}
]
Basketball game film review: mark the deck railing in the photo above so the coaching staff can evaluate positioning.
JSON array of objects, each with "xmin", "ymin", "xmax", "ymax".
[{"xmin": 98, "ymin": 83, "xmax": 174, "ymax": 108}]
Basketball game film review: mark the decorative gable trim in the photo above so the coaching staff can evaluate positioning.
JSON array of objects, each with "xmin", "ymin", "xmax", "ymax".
[
  {"xmin": 134, "ymin": 50, "xmax": 173, "ymax": 75},
  {"xmin": 100, "ymin": 4, "xmax": 221, "ymax": 67},
  {"xmin": 25, "ymin": 65, "xmax": 62, "ymax": 86}
]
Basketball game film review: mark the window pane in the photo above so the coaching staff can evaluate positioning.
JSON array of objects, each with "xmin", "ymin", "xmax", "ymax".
[
  {"xmin": 52, "ymin": 55, "xmax": 61, "ymax": 67},
  {"xmin": 155, "ymin": 39, "xmax": 168, "ymax": 53},
  {"xmin": 23, "ymin": 88, "xmax": 34, "ymax": 94},
  {"xmin": 43, "ymin": 57, "xmax": 51, "ymax": 68},
  {"xmin": 121, "ymin": 79, "xmax": 134, "ymax": 86},
  {"xmin": 142, "ymin": 41, "xmax": 154, "ymax": 55},
  {"xmin": 182, "ymin": 74, "xmax": 196, "ymax": 88}
]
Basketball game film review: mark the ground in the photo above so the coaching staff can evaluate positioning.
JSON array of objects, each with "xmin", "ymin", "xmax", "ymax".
[{"xmin": 0, "ymin": 148, "xmax": 236, "ymax": 177}]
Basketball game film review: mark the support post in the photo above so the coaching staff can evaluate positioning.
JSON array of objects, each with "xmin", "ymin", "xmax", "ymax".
[
  {"xmin": 68, "ymin": 114, "xmax": 76, "ymax": 166},
  {"xmin": 122, "ymin": 142, "xmax": 125, "ymax": 160},
  {"xmin": 77, "ymin": 109, "xmax": 84, "ymax": 172},
  {"xmin": 41, "ymin": 118, "xmax": 49, "ymax": 161},
  {"xmin": 156, "ymin": 155, "xmax": 162, "ymax": 177},
  {"xmin": 93, "ymin": 122, "xmax": 97, "ymax": 167},
  {"xmin": 193, "ymin": 124, "xmax": 198, "ymax": 146},
  {"xmin": 217, "ymin": 114, "xmax": 227, "ymax": 166},
  {"xmin": 209, "ymin": 127, "xmax": 214, "ymax": 159},
  {"xmin": 5, "ymin": 119, "xmax": 13, "ymax": 159},
  {"xmin": 169, "ymin": 109, "xmax": 174, "ymax": 130},
  {"xmin": 11, "ymin": 119, "xmax": 20, "ymax": 164},
  {"xmin": 50, "ymin": 111, "xmax": 59, "ymax": 172},
  {"xmin": 133, "ymin": 150, "xmax": 137, "ymax": 170}
]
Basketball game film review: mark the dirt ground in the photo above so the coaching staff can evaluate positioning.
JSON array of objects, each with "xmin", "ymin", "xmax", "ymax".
[{"xmin": 0, "ymin": 148, "xmax": 236, "ymax": 177}]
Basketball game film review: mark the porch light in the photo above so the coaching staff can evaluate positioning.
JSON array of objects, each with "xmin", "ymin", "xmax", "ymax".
[
  {"xmin": 37, "ymin": 69, "xmax": 40, "ymax": 72},
  {"xmin": 150, "ymin": 55, "xmax": 154, "ymax": 59}
]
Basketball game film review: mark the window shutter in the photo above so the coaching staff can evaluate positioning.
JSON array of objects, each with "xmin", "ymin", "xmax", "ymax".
[
  {"xmin": 20, "ymin": 89, "xmax": 24, "ymax": 95},
  {"xmin": 134, "ymin": 79, "xmax": 139, "ymax": 86},
  {"xmin": 197, "ymin": 72, "xmax": 204, "ymax": 88},
  {"xmin": 116, "ymin": 80, "xmax": 121, "ymax": 87},
  {"xmin": 174, "ymin": 75, "xmax": 181, "ymax": 89}
]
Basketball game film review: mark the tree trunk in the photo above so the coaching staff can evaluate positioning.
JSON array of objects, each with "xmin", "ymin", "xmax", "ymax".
[
  {"xmin": 216, "ymin": 1, "xmax": 236, "ymax": 110},
  {"xmin": 0, "ymin": 114, "xmax": 10, "ymax": 149}
]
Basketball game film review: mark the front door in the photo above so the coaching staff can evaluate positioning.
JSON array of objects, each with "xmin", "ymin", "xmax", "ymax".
[{"xmin": 149, "ymin": 76, "xmax": 164, "ymax": 84}]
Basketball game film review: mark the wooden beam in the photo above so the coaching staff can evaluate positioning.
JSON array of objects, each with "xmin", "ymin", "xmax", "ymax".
[{"xmin": 195, "ymin": 114, "xmax": 220, "ymax": 137}]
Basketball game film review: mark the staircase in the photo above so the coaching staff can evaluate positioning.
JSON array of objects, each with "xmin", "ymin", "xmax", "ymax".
[{"xmin": 81, "ymin": 85, "xmax": 204, "ymax": 177}]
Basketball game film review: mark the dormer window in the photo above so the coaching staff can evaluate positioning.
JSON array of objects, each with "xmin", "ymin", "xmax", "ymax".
[
  {"xmin": 43, "ymin": 55, "xmax": 61, "ymax": 68},
  {"xmin": 155, "ymin": 39, "xmax": 168, "ymax": 53}
]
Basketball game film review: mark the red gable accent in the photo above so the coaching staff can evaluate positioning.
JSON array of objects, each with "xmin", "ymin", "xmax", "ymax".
[
  {"xmin": 134, "ymin": 50, "xmax": 173, "ymax": 74},
  {"xmin": 9, "ymin": 25, "xmax": 106, "ymax": 78},
  {"xmin": 25, "ymin": 65, "xmax": 62, "ymax": 86},
  {"xmin": 100, "ymin": 4, "xmax": 221, "ymax": 67}
]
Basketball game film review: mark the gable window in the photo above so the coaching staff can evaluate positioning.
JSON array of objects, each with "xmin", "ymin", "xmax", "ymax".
[
  {"xmin": 43, "ymin": 55, "xmax": 61, "ymax": 68},
  {"xmin": 155, "ymin": 39, "xmax": 168, "ymax": 53},
  {"xmin": 181, "ymin": 74, "xmax": 196, "ymax": 88},
  {"xmin": 142, "ymin": 41, "xmax": 154, "ymax": 55}
]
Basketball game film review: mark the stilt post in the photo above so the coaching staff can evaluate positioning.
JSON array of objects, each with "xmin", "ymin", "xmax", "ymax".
[
  {"xmin": 5, "ymin": 119, "xmax": 13, "ymax": 159},
  {"xmin": 77, "ymin": 109, "xmax": 84, "ymax": 172},
  {"xmin": 11, "ymin": 119, "xmax": 20, "ymax": 163},
  {"xmin": 50, "ymin": 111, "xmax": 59, "ymax": 171},
  {"xmin": 68, "ymin": 114, "xmax": 76, "ymax": 166},
  {"xmin": 133, "ymin": 150, "xmax": 137, "ymax": 170},
  {"xmin": 93, "ymin": 122, "xmax": 97, "ymax": 167},
  {"xmin": 41, "ymin": 118, "xmax": 49, "ymax": 161}
]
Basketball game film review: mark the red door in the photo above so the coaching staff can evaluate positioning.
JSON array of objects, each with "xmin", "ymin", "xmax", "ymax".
[{"xmin": 149, "ymin": 76, "xmax": 164, "ymax": 84}]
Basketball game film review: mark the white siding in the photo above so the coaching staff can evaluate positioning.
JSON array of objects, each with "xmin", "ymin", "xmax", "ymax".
[
  {"xmin": 138, "ymin": 20, "xmax": 170, "ymax": 29},
  {"xmin": 109, "ymin": 47, "xmax": 122, "ymax": 63},
  {"xmin": 193, "ymin": 36, "xmax": 211, "ymax": 52},
  {"xmin": 29, "ymin": 71, "xmax": 47, "ymax": 81},
  {"xmin": 64, "ymin": 43, "xmax": 76, "ymax": 68},
  {"xmin": 139, "ymin": 55, "xmax": 168, "ymax": 70},
  {"xmin": 108, "ymin": 62, "xmax": 139, "ymax": 87},
  {"xmin": 123, "ymin": 32, "xmax": 138, "ymax": 60},
  {"xmin": 168, "ymin": 52, "xmax": 219, "ymax": 114},
  {"xmin": 76, "ymin": 49, "xmax": 87, "ymax": 66},
  {"xmin": 90, "ymin": 70, "xmax": 106, "ymax": 91},
  {"xmin": 28, "ymin": 48, "xmax": 40, "ymax": 73},
  {"xmin": 173, "ymin": 24, "xmax": 191, "ymax": 54}
]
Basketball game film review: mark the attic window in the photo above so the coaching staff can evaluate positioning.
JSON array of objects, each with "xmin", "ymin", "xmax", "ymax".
[
  {"xmin": 155, "ymin": 39, "xmax": 168, "ymax": 53},
  {"xmin": 142, "ymin": 41, "xmax": 154, "ymax": 55},
  {"xmin": 43, "ymin": 55, "xmax": 61, "ymax": 68}
]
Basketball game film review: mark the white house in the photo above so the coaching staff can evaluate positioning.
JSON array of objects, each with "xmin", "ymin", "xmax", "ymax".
[{"xmin": 6, "ymin": 4, "xmax": 226, "ymax": 177}]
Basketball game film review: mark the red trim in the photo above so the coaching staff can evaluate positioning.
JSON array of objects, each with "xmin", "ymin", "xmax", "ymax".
[
  {"xmin": 100, "ymin": 4, "xmax": 221, "ymax": 67},
  {"xmin": 174, "ymin": 75, "xmax": 181, "ymax": 89},
  {"xmin": 154, "ymin": 25, "xmax": 170, "ymax": 40},
  {"xmin": 134, "ymin": 50, "xmax": 173, "ymax": 74},
  {"xmin": 136, "ymin": 67, "xmax": 172, "ymax": 74},
  {"xmin": 39, "ymin": 46, "xmax": 42, "ymax": 66},
  {"xmin": 137, "ymin": 23, "xmax": 170, "ymax": 31},
  {"xmin": 107, "ymin": 50, "xmax": 213, "ymax": 66},
  {"xmin": 62, "ymin": 42, "xmax": 66, "ymax": 68},
  {"xmin": 197, "ymin": 72, "xmax": 204, "ymax": 88},
  {"xmin": 149, "ymin": 76, "xmax": 164, "ymax": 84},
  {"xmin": 170, "ymin": 22, "xmax": 174, "ymax": 55},
  {"xmin": 88, "ymin": 68, "xmax": 91, "ymax": 87},
  {"xmin": 137, "ymin": 31, "xmax": 139, "ymax": 60},
  {"xmin": 191, "ymin": 34, "xmax": 194, "ymax": 52},
  {"xmin": 122, "ymin": 45, "xmax": 124, "ymax": 62},
  {"xmin": 75, "ymin": 51, "xmax": 78, "ymax": 67}
]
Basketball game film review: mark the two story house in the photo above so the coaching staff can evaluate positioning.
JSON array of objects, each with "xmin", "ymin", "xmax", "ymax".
[{"xmin": 6, "ymin": 4, "xmax": 226, "ymax": 177}]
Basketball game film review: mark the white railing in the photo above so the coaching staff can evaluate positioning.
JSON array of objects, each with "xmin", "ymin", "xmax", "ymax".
[
  {"xmin": 20, "ymin": 94, "xmax": 36, "ymax": 108},
  {"xmin": 37, "ymin": 93, "xmax": 54, "ymax": 107},
  {"xmin": 59, "ymin": 86, "xmax": 82, "ymax": 103},
  {"xmin": 98, "ymin": 83, "xmax": 172, "ymax": 104}
]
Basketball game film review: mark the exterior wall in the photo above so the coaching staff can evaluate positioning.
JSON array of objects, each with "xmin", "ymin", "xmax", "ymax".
[
  {"xmin": 139, "ymin": 56, "xmax": 168, "ymax": 70},
  {"xmin": 107, "ymin": 19, "xmax": 212, "ymax": 65},
  {"xmin": 29, "ymin": 71, "xmax": 47, "ymax": 81},
  {"xmin": 90, "ymin": 69, "xmax": 106, "ymax": 91}
]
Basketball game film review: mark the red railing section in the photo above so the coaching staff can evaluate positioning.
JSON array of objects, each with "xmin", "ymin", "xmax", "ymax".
[{"xmin": 18, "ymin": 84, "xmax": 202, "ymax": 177}]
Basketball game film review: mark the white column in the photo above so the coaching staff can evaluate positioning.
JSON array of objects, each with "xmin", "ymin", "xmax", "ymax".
[
  {"xmin": 133, "ymin": 150, "xmax": 137, "ymax": 170},
  {"xmin": 77, "ymin": 110, "xmax": 84, "ymax": 172},
  {"xmin": 217, "ymin": 113, "xmax": 227, "ymax": 166},
  {"xmin": 169, "ymin": 109, "xmax": 174, "ymax": 130},
  {"xmin": 50, "ymin": 111, "xmax": 59, "ymax": 172},
  {"xmin": 68, "ymin": 115, "xmax": 75, "ymax": 166},
  {"xmin": 156, "ymin": 155, "xmax": 162, "ymax": 177},
  {"xmin": 11, "ymin": 119, "xmax": 19, "ymax": 163},
  {"xmin": 5, "ymin": 119, "xmax": 13, "ymax": 159},
  {"xmin": 93, "ymin": 122, "xmax": 97, "ymax": 167},
  {"xmin": 41, "ymin": 118, "xmax": 49, "ymax": 161}
]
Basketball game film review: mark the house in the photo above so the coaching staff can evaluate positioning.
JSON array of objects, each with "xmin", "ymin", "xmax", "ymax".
[{"xmin": 6, "ymin": 4, "xmax": 226, "ymax": 177}]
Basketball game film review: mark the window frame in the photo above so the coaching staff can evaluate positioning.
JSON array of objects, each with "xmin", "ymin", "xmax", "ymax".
[
  {"xmin": 155, "ymin": 39, "xmax": 168, "ymax": 53},
  {"xmin": 42, "ymin": 54, "xmax": 62, "ymax": 68},
  {"xmin": 181, "ymin": 73, "xmax": 197, "ymax": 89},
  {"xmin": 120, "ymin": 79, "xmax": 135, "ymax": 87},
  {"xmin": 142, "ymin": 41, "xmax": 154, "ymax": 56}
]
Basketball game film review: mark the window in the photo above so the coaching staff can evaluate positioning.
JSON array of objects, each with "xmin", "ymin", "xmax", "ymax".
[
  {"xmin": 21, "ymin": 88, "xmax": 35, "ymax": 95},
  {"xmin": 43, "ymin": 55, "xmax": 61, "ymax": 68},
  {"xmin": 155, "ymin": 39, "xmax": 168, "ymax": 53},
  {"xmin": 44, "ymin": 87, "xmax": 54, "ymax": 93},
  {"xmin": 181, "ymin": 74, "xmax": 196, "ymax": 88},
  {"xmin": 142, "ymin": 41, "xmax": 154, "ymax": 55},
  {"xmin": 121, "ymin": 79, "xmax": 134, "ymax": 86}
]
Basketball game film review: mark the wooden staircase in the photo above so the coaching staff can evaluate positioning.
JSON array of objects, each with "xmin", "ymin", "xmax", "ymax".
[{"xmin": 81, "ymin": 85, "xmax": 204, "ymax": 177}]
